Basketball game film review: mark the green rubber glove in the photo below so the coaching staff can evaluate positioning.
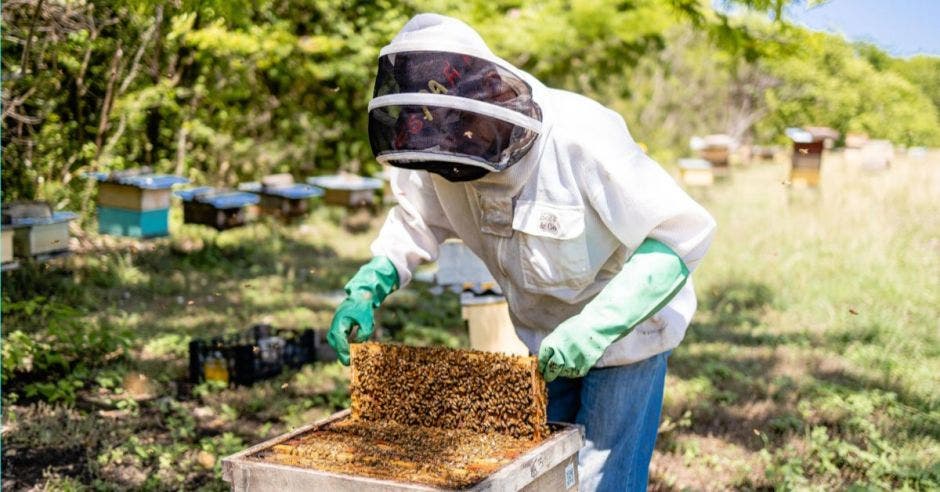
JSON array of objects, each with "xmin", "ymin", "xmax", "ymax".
[
  {"xmin": 327, "ymin": 256, "xmax": 400, "ymax": 365},
  {"xmin": 538, "ymin": 239, "xmax": 690, "ymax": 382}
]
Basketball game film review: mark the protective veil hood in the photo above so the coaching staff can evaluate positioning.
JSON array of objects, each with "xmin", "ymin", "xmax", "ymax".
[{"xmin": 368, "ymin": 14, "xmax": 547, "ymax": 181}]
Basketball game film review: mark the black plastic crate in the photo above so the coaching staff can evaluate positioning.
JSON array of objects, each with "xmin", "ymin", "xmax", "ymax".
[{"xmin": 188, "ymin": 325, "xmax": 335, "ymax": 386}]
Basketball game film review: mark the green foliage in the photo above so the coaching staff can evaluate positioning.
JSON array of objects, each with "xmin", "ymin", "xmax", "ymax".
[
  {"xmin": 891, "ymin": 55, "xmax": 940, "ymax": 116},
  {"xmin": 11, "ymin": 0, "xmax": 938, "ymax": 213},
  {"xmin": 755, "ymin": 29, "xmax": 940, "ymax": 147},
  {"xmin": 1, "ymin": 296, "xmax": 132, "ymax": 403}
]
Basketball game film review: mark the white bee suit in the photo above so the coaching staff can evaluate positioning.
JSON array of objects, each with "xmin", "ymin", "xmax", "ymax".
[{"xmin": 370, "ymin": 14, "xmax": 716, "ymax": 367}]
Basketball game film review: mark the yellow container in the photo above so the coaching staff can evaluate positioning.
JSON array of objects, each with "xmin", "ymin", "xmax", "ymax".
[{"xmin": 789, "ymin": 167, "xmax": 821, "ymax": 187}]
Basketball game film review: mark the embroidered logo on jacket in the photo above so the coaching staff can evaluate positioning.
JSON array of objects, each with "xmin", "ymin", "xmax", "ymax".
[{"xmin": 538, "ymin": 212, "xmax": 560, "ymax": 235}]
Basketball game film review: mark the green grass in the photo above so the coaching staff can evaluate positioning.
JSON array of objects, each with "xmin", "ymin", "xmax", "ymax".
[
  {"xmin": 2, "ymin": 151, "xmax": 939, "ymax": 490},
  {"xmin": 652, "ymin": 151, "xmax": 940, "ymax": 490}
]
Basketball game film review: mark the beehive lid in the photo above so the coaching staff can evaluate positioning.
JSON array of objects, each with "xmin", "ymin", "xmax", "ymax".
[
  {"xmin": 702, "ymin": 134, "xmax": 734, "ymax": 149},
  {"xmin": 89, "ymin": 170, "xmax": 189, "ymax": 189},
  {"xmin": 678, "ymin": 158, "xmax": 712, "ymax": 169},
  {"xmin": 175, "ymin": 188, "xmax": 260, "ymax": 208},
  {"xmin": 196, "ymin": 191, "xmax": 260, "ymax": 209},
  {"xmin": 174, "ymin": 186, "xmax": 216, "ymax": 202},
  {"xmin": 804, "ymin": 126, "xmax": 840, "ymax": 142},
  {"xmin": 307, "ymin": 174, "xmax": 384, "ymax": 191},
  {"xmin": 2, "ymin": 201, "xmax": 76, "ymax": 227},
  {"xmin": 785, "ymin": 127, "xmax": 815, "ymax": 143},
  {"xmin": 262, "ymin": 184, "xmax": 324, "ymax": 199},
  {"xmin": 9, "ymin": 212, "xmax": 78, "ymax": 227},
  {"xmin": 3, "ymin": 201, "xmax": 52, "ymax": 222}
]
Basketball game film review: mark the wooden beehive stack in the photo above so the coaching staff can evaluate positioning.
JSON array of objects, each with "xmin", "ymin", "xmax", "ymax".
[
  {"xmin": 223, "ymin": 343, "xmax": 582, "ymax": 491},
  {"xmin": 677, "ymin": 158, "xmax": 715, "ymax": 187},
  {"xmin": 249, "ymin": 174, "xmax": 324, "ymax": 220},
  {"xmin": 859, "ymin": 139, "xmax": 894, "ymax": 171},
  {"xmin": 3, "ymin": 201, "xmax": 76, "ymax": 260},
  {"xmin": 695, "ymin": 134, "xmax": 734, "ymax": 179},
  {"xmin": 2, "ymin": 223, "xmax": 16, "ymax": 269},
  {"xmin": 307, "ymin": 174, "xmax": 384, "ymax": 208},
  {"xmin": 176, "ymin": 187, "xmax": 261, "ymax": 231},
  {"xmin": 94, "ymin": 169, "xmax": 189, "ymax": 238},
  {"xmin": 786, "ymin": 127, "xmax": 839, "ymax": 187}
]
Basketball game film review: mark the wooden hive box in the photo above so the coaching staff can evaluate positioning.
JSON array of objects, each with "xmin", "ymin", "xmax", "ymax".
[
  {"xmin": 243, "ymin": 175, "xmax": 324, "ymax": 220},
  {"xmin": 177, "ymin": 188, "xmax": 260, "ymax": 231},
  {"xmin": 3, "ymin": 201, "xmax": 76, "ymax": 257},
  {"xmin": 859, "ymin": 140, "xmax": 894, "ymax": 171},
  {"xmin": 92, "ymin": 171, "xmax": 188, "ymax": 237},
  {"xmin": 98, "ymin": 182, "xmax": 172, "ymax": 211},
  {"xmin": 785, "ymin": 128, "xmax": 827, "ymax": 187},
  {"xmin": 307, "ymin": 175, "xmax": 384, "ymax": 208},
  {"xmin": 677, "ymin": 158, "xmax": 714, "ymax": 187},
  {"xmin": 13, "ymin": 216, "xmax": 74, "ymax": 257},
  {"xmin": 222, "ymin": 343, "xmax": 582, "ymax": 491},
  {"xmin": 2, "ymin": 225, "xmax": 15, "ymax": 265},
  {"xmin": 789, "ymin": 141, "xmax": 824, "ymax": 187},
  {"xmin": 98, "ymin": 207, "xmax": 170, "ymax": 238}
]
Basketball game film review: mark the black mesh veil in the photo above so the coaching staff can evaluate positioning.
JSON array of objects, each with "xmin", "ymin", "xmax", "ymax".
[{"xmin": 368, "ymin": 51, "xmax": 542, "ymax": 181}]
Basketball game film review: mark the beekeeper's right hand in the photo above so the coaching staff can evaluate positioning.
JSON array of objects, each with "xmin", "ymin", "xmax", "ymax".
[{"xmin": 327, "ymin": 256, "xmax": 399, "ymax": 365}]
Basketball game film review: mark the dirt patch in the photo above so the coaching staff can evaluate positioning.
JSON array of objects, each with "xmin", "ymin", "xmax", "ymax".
[
  {"xmin": 2, "ymin": 445, "xmax": 91, "ymax": 490},
  {"xmin": 651, "ymin": 435, "xmax": 769, "ymax": 491}
]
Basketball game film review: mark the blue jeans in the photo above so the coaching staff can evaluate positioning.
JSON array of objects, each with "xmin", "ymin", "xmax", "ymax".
[{"xmin": 547, "ymin": 351, "xmax": 669, "ymax": 492}]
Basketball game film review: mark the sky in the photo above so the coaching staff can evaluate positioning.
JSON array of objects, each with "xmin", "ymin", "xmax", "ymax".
[{"xmin": 782, "ymin": 0, "xmax": 940, "ymax": 57}]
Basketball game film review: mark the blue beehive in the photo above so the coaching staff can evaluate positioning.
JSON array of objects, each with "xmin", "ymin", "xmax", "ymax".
[
  {"xmin": 239, "ymin": 174, "xmax": 323, "ymax": 221},
  {"xmin": 307, "ymin": 174, "xmax": 383, "ymax": 208},
  {"xmin": 176, "ymin": 187, "xmax": 260, "ymax": 231},
  {"xmin": 91, "ymin": 169, "xmax": 189, "ymax": 237}
]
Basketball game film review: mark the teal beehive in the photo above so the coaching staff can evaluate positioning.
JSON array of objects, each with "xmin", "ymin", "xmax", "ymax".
[
  {"xmin": 97, "ymin": 207, "xmax": 170, "ymax": 238},
  {"xmin": 91, "ymin": 169, "xmax": 188, "ymax": 238}
]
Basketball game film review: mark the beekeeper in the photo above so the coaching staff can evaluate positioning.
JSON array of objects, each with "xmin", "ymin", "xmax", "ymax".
[{"xmin": 327, "ymin": 13, "xmax": 716, "ymax": 491}]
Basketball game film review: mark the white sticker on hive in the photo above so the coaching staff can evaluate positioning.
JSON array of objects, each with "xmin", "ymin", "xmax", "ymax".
[{"xmin": 565, "ymin": 462, "xmax": 576, "ymax": 489}]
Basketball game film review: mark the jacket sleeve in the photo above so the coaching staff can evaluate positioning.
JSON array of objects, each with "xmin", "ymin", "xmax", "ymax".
[
  {"xmin": 580, "ymin": 114, "xmax": 716, "ymax": 272},
  {"xmin": 370, "ymin": 168, "xmax": 457, "ymax": 286}
]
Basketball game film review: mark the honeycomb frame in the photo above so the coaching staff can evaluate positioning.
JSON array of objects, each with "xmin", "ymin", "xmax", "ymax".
[{"xmin": 350, "ymin": 342, "xmax": 548, "ymax": 440}]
